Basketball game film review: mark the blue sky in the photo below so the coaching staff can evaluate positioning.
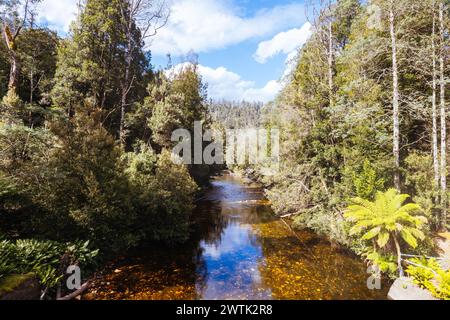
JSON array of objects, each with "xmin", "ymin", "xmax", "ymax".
[{"xmin": 36, "ymin": 0, "xmax": 312, "ymax": 102}]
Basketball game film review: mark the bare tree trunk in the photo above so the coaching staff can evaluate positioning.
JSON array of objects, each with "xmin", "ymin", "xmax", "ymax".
[
  {"xmin": 119, "ymin": 66, "xmax": 130, "ymax": 146},
  {"xmin": 390, "ymin": 2, "xmax": 401, "ymax": 191},
  {"xmin": 439, "ymin": 1, "xmax": 447, "ymax": 229},
  {"xmin": 119, "ymin": 6, "xmax": 136, "ymax": 147},
  {"xmin": 393, "ymin": 235, "xmax": 404, "ymax": 277},
  {"xmin": 119, "ymin": 30, "xmax": 132, "ymax": 146},
  {"xmin": 2, "ymin": 26, "xmax": 20, "ymax": 91},
  {"xmin": 328, "ymin": 20, "xmax": 334, "ymax": 108},
  {"xmin": 432, "ymin": 0, "xmax": 440, "ymax": 191},
  {"xmin": 8, "ymin": 52, "xmax": 19, "ymax": 90}
]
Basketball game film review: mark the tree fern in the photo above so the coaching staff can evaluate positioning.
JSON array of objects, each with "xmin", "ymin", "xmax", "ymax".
[{"xmin": 345, "ymin": 189, "xmax": 428, "ymax": 276}]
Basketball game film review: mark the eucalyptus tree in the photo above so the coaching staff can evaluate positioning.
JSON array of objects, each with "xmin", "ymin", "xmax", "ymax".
[
  {"xmin": 0, "ymin": 0, "xmax": 41, "ymax": 92},
  {"xmin": 118, "ymin": 0, "xmax": 169, "ymax": 145},
  {"xmin": 438, "ymin": 0, "xmax": 448, "ymax": 228},
  {"xmin": 52, "ymin": 0, "xmax": 148, "ymax": 138}
]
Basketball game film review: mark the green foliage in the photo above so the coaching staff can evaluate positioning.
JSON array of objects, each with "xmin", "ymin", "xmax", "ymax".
[
  {"xmin": 124, "ymin": 144, "xmax": 198, "ymax": 243},
  {"xmin": 146, "ymin": 66, "xmax": 207, "ymax": 149},
  {"xmin": 237, "ymin": 0, "xmax": 450, "ymax": 265},
  {"xmin": 365, "ymin": 250, "xmax": 398, "ymax": 275},
  {"xmin": 404, "ymin": 152, "xmax": 440, "ymax": 224},
  {"xmin": 345, "ymin": 189, "xmax": 428, "ymax": 273},
  {"xmin": 352, "ymin": 159, "xmax": 385, "ymax": 200},
  {"xmin": 406, "ymin": 257, "xmax": 440, "ymax": 287},
  {"xmin": 345, "ymin": 189, "xmax": 427, "ymax": 248},
  {"xmin": 30, "ymin": 110, "xmax": 139, "ymax": 253},
  {"xmin": 51, "ymin": 0, "xmax": 150, "ymax": 136},
  {"xmin": 1, "ymin": 89, "xmax": 24, "ymax": 123},
  {"xmin": 407, "ymin": 257, "xmax": 450, "ymax": 300},
  {"xmin": 0, "ymin": 239, "xmax": 98, "ymax": 289}
]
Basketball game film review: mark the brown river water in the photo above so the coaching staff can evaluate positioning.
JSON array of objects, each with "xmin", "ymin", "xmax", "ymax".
[{"xmin": 84, "ymin": 173, "xmax": 389, "ymax": 300}]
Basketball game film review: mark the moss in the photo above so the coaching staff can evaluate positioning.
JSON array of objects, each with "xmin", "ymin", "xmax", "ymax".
[{"xmin": 0, "ymin": 273, "xmax": 35, "ymax": 296}]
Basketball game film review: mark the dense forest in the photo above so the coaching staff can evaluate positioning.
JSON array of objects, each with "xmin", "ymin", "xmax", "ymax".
[
  {"xmin": 0, "ymin": 0, "xmax": 449, "ymax": 300},
  {"xmin": 210, "ymin": 0, "xmax": 450, "ymax": 297},
  {"xmin": 0, "ymin": 0, "xmax": 209, "ymax": 296}
]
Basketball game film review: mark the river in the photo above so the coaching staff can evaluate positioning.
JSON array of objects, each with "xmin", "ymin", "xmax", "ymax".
[{"xmin": 84, "ymin": 172, "xmax": 389, "ymax": 300}]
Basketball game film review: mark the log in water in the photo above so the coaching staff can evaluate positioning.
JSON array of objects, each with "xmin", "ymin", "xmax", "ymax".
[{"xmin": 85, "ymin": 173, "xmax": 389, "ymax": 300}]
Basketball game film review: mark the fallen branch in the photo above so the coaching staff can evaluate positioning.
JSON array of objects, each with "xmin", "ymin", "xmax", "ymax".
[
  {"xmin": 280, "ymin": 213, "xmax": 298, "ymax": 218},
  {"xmin": 57, "ymin": 282, "xmax": 90, "ymax": 301}
]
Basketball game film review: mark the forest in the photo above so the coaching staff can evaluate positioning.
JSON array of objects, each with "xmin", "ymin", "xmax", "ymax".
[{"xmin": 0, "ymin": 0, "xmax": 450, "ymax": 301}]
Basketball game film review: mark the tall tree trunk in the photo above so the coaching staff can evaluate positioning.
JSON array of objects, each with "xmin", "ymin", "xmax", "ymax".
[
  {"xmin": 119, "ymin": 20, "xmax": 134, "ymax": 147},
  {"xmin": 439, "ymin": 1, "xmax": 447, "ymax": 229},
  {"xmin": 3, "ymin": 26, "xmax": 19, "ymax": 92},
  {"xmin": 432, "ymin": 0, "xmax": 440, "ymax": 192},
  {"xmin": 390, "ymin": 2, "xmax": 401, "ymax": 191},
  {"xmin": 8, "ymin": 52, "xmax": 19, "ymax": 90},
  {"xmin": 119, "ymin": 70, "xmax": 129, "ymax": 146},
  {"xmin": 393, "ymin": 235, "xmax": 404, "ymax": 277},
  {"xmin": 328, "ymin": 20, "xmax": 334, "ymax": 108}
]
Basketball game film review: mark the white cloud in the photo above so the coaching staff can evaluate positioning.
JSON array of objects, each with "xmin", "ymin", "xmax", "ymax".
[
  {"xmin": 37, "ymin": 0, "xmax": 78, "ymax": 33},
  {"xmin": 151, "ymin": 0, "xmax": 306, "ymax": 55},
  {"xmin": 197, "ymin": 64, "xmax": 282, "ymax": 103},
  {"xmin": 36, "ymin": 0, "xmax": 308, "ymax": 58},
  {"xmin": 254, "ymin": 22, "xmax": 312, "ymax": 64},
  {"xmin": 169, "ymin": 63, "xmax": 282, "ymax": 103}
]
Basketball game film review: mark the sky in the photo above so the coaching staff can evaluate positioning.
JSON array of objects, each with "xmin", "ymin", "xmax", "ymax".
[{"xmin": 36, "ymin": 0, "xmax": 312, "ymax": 103}]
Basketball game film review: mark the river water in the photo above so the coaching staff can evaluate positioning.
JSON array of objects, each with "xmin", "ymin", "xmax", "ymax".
[{"xmin": 85, "ymin": 173, "xmax": 388, "ymax": 300}]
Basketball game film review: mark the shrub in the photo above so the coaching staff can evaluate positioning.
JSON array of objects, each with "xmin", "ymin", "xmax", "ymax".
[
  {"xmin": 28, "ymin": 112, "xmax": 139, "ymax": 254},
  {"xmin": 125, "ymin": 146, "xmax": 198, "ymax": 244},
  {"xmin": 352, "ymin": 159, "xmax": 385, "ymax": 200},
  {"xmin": 407, "ymin": 257, "xmax": 450, "ymax": 300},
  {"xmin": 0, "ymin": 239, "xmax": 98, "ymax": 290}
]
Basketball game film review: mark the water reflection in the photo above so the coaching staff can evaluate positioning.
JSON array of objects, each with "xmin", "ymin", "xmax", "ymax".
[{"xmin": 85, "ymin": 173, "xmax": 389, "ymax": 300}]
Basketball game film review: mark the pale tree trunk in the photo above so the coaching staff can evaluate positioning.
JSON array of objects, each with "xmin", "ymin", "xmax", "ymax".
[
  {"xmin": 119, "ymin": 55, "xmax": 131, "ymax": 146},
  {"xmin": 328, "ymin": 20, "xmax": 334, "ymax": 108},
  {"xmin": 390, "ymin": 2, "xmax": 401, "ymax": 191},
  {"xmin": 119, "ymin": 8, "xmax": 136, "ymax": 147},
  {"xmin": 393, "ymin": 235, "xmax": 404, "ymax": 277},
  {"xmin": 432, "ymin": 0, "xmax": 440, "ymax": 191},
  {"xmin": 8, "ymin": 52, "xmax": 19, "ymax": 90},
  {"xmin": 439, "ymin": 1, "xmax": 447, "ymax": 228},
  {"xmin": 2, "ymin": 26, "xmax": 20, "ymax": 91}
]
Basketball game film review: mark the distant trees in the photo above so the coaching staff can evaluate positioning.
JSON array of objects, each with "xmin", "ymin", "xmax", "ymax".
[{"xmin": 208, "ymin": 100, "xmax": 263, "ymax": 130}]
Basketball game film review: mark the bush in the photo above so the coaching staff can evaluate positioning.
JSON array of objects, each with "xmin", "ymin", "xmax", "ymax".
[
  {"xmin": 0, "ymin": 239, "xmax": 98, "ymax": 290},
  {"xmin": 27, "ymin": 112, "xmax": 139, "ymax": 254},
  {"xmin": 1, "ymin": 104, "xmax": 200, "ymax": 255},
  {"xmin": 404, "ymin": 152, "xmax": 440, "ymax": 226},
  {"xmin": 125, "ymin": 145, "xmax": 198, "ymax": 243},
  {"xmin": 407, "ymin": 257, "xmax": 450, "ymax": 300}
]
